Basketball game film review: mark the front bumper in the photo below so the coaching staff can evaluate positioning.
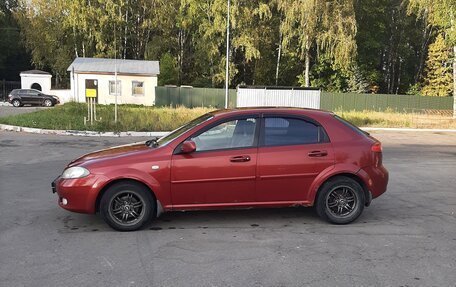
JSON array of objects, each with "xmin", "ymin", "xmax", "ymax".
[{"xmin": 52, "ymin": 174, "xmax": 106, "ymax": 214}]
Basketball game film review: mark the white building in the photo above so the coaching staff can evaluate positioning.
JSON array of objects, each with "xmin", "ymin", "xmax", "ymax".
[
  {"xmin": 68, "ymin": 58, "xmax": 160, "ymax": 106},
  {"xmin": 20, "ymin": 70, "xmax": 52, "ymax": 93}
]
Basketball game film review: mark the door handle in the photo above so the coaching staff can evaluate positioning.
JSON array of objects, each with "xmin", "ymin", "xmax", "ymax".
[
  {"xmin": 230, "ymin": 155, "xmax": 251, "ymax": 162},
  {"xmin": 308, "ymin": 150, "xmax": 328, "ymax": 157}
]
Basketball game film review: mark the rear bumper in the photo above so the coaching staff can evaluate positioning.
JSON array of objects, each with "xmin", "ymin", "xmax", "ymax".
[
  {"xmin": 357, "ymin": 165, "xmax": 389, "ymax": 199},
  {"xmin": 52, "ymin": 175, "xmax": 107, "ymax": 214}
]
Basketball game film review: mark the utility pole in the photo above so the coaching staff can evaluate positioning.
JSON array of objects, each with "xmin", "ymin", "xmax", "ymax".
[
  {"xmin": 114, "ymin": 24, "xmax": 118, "ymax": 123},
  {"xmin": 224, "ymin": 0, "xmax": 230, "ymax": 109}
]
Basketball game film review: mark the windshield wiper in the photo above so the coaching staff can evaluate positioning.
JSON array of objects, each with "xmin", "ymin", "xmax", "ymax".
[{"xmin": 145, "ymin": 137, "xmax": 159, "ymax": 148}]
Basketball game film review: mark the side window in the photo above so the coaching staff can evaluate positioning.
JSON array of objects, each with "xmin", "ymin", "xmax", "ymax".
[
  {"xmin": 132, "ymin": 81, "xmax": 144, "ymax": 96},
  {"xmin": 109, "ymin": 80, "xmax": 121, "ymax": 96},
  {"xmin": 263, "ymin": 117, "xmax": 321, "ymax": 146},
  {"xmin": 191, "ymin": 118, "xmax": 257, "ymax": 152}
]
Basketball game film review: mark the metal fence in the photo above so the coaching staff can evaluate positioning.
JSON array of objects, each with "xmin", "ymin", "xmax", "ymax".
[
  {"xmin": 155, "ymin": 86, "xmax": 237, "ymax": 108},
  {"xmin": 155, "ymin": 87, "xmax": 454, "ymax": 113},
  {"xmin": 0, "ymin": 80, "xmax": 21, "ymax": 102},
  {"xmin": 321, "ymin": 92, "xmax": 453, "ymax": 113},
  {"xmin": 237, "ymin": 86, "xmax": 320, "ymax": 109}
]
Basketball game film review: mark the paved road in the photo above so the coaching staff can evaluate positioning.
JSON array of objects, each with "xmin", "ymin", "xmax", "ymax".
[
  {"xmin": 0, "ymin": 130, "xmax": 455, "ymax": 287},
  {"xmin": 0, "ymin": 105, "xmax": 51, "ymax": 118}
]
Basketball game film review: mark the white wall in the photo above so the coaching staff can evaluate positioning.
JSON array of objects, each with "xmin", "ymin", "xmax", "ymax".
[
  {"xmin": 20, "ymin": 74, "xmax": 52, "ymax": 94},
  {"xmin": 73, "ymin": 73, "xmax": 157, "ymax": 106},
  {"xmin": 49, "ymin": 89, "xmax": 72, "ymax": 104}
]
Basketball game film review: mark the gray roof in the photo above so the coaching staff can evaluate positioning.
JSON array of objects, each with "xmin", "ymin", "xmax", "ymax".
[
  {"xmin": 67, "ymin": 57, "xmax": 160, "ymax": 75},
  {"xmin": 20, "ymin": 70, "xmax": 51, "ymax": 75}
]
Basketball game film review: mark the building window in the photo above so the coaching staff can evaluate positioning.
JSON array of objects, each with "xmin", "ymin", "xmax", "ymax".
[
  {"xmin": 132, "ymin": 81, "xmax": 144, "ymax": 96},
  {"xmin": 109, "ymin": 80, "xmax": 121, "ymax": 96}
]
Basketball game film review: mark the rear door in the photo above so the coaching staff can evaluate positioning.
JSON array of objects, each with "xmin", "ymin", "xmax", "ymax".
[
  {"xmin": 18, "ymin": 90, "xmax": 31, "ymax": 104},
  {"xmin": 256, "ymin": 115, "xmax": 335, "ymax": 203}
]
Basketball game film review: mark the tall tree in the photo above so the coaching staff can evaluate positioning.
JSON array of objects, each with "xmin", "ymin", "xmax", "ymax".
[
  {"xmin": 421, "ymin": 34, "xmax": 453, "ymax": 96},
  {"xmin": 407, "ymin": 0, "xmax": 456, "ymax": 113},
  {"xmin": 0, "ymin": 0, "xmax": 31, "ymax": 80},
  {"xmin": 277, "ymin": 0, "xmax": 357, "ymax": 87}
]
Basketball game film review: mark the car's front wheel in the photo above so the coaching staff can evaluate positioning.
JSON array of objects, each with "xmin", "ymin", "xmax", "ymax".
[
  {"xmin": 43, "ymin": 99, "xmax": 53, "ymax": 107},
  {"xmin": 12, "ymin": 99, "xmax": 21, "ymax": 107},
  {"xmin": 100, "ymin": 181, "xmax": 155, "ymax": 231},
  {"xmin": 316, "ymin": 176, "xmax": 365, "ymax": 224}
]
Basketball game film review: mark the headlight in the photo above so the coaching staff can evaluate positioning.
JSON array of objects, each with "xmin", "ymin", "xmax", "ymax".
[{"xmin": 61, "ymin": 167, "xmax": 90, "ymax": 179}]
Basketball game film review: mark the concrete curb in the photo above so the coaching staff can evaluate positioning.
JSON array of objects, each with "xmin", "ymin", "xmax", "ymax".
[
  {"xmin": 2, "ymin": 123, "xmax": 456, "ymax": 137},
  {"xmin": 0, "ymin": 124, "xmax": 168, "ymax": 137}
]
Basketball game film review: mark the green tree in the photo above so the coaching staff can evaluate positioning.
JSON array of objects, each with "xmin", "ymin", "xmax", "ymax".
[
  {"xmin": 0, "ymin": 0, "xmax": 31, "ymax": 80},
  {"xmin": 421, "ymin": 34, "xmax": 453, "ymax": 96},
  {"xmin": 408, "ymin": 0, "xmax": 456, "ymax": 113},
  {"xmin": 158, "ymin": 52, "xmax": 178, "ymax": 85},
  {"xmin": 277, "ymin": 0, "xmax": 357, "ymax": 87}
]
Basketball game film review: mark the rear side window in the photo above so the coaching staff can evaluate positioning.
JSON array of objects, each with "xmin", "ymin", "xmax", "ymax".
[
  {"xmin": 333, "ymin": 115, "xmax": 369, "ymax": 137},
  {"xmin": 263, "ymin": 117, "xmax": 327, "ymax": 146}
]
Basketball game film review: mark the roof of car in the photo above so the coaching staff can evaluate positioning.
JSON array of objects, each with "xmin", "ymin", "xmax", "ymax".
[{"xmin": 209, "ymin": 107, "xmax": 333, "ymax": 117}]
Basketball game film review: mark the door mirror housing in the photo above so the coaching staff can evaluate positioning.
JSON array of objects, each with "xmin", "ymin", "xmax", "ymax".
[{"xmin": 181, "ymin": 140, "xmax": 196, "ymax": 154}]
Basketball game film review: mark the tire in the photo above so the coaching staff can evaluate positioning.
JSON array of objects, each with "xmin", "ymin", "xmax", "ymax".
[
  {"xmin": 43, "ymin": 99, "xmax": 53, "ymax": 107},
  {"xmin": 315, "ymin": 176, "xmax": 365, "ymax": 224},
  {"xmin": 12, "ymin": 99, "xmax": 21, "ymax": 107},
  {"xmin": 100, "ymin": 181, "xmax": 155, "ymax": 231}
]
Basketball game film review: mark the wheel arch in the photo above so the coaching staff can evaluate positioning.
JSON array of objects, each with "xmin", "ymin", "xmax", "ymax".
[
  {"xmin": 95, "ymin": 178, "xmax": 159, "ymax": 216},
  {"xmin": 310, "ymin": 171, "xmax": 370, "ymax": 206}
]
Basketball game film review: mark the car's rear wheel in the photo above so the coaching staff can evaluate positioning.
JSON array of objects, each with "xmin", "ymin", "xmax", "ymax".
[
  {"xmin": 43, "ymin": 99, "xmax": 53, "ymax": 107},
  {"xmin": 100, "ymin": 181, "xmax": 155, "ymax": 231},
  {"xmin": 316, "ymin": 176, "xmax": 365, "ymax": 224},
  {"xmin": 12, "ymin": 99, "xmax": 21, "ymax": 107}
]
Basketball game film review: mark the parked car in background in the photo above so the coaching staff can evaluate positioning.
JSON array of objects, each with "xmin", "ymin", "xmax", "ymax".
[
  {"xmin": 8, "ymin": 89, "xmax": 59, "ymax": 107},
  {"xmin": 52, "ymin": 107, "xmax": 389, "ymax": 231}
]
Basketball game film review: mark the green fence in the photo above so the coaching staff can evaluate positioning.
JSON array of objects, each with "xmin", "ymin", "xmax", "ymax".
[
  {"xmin": 155, "ymin": 87, "xmax": 453, "ymax": 112},
  {"xmin": 321, "ymin": 92, "xmax": 453, "ymax": 112},
  {"xmin": 155, "ymin": 86, "xmax": 237, "ymax": 108}
]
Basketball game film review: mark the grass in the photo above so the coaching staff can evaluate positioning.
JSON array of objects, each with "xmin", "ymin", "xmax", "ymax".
[
  {"xmin": 336, "ymin": 109, "xmax": 456, "ymax": 129},
  {"xmin": 0, "ymin": 102, "xmax": 213, "ymax": 132},
  {"xmin": 0, "ymin": 103, "xmax": 454, "ymax": 131}
]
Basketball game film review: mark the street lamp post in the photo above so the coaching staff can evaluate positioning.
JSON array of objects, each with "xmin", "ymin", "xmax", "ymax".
[{"xmin": 224, "ymin": 0, "xmax": 230, "ymax": 109}]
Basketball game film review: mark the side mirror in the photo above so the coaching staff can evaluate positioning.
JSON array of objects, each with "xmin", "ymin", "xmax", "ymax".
[{"xmin": 180, "ymin": 140, "xmax": 196, "ymax": 154}]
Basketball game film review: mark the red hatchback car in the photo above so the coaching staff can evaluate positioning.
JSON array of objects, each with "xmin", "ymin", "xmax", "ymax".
[{"xmin": 52, "ymin": 108, "xmax": 388, "ymax": 231}]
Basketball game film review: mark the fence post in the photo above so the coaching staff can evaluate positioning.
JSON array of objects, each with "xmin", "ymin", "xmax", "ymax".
[{"xmin": 2, "ymin": 79, "xmax": 5, "ymax": 102}]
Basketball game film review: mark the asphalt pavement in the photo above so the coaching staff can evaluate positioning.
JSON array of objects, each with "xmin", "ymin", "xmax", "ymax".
[{"xmin": 0, "ymin": 130, "xmax": 455, "ymax": 287}]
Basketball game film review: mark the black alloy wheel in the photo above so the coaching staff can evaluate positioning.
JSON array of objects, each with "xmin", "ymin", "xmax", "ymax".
[
  {"xmin": 316, "ymin": 176, "xmax": 365, "ymax": 224},
  {"xmin": 100, "ymin": 181, "xmax": 155, "ymax": 231}
]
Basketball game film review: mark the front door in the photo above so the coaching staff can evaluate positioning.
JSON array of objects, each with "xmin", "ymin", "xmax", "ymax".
[
  {"xmin": 171, "ymin": 117, "xmax": 259, "ymax": 207},
  {"xmin": 256, "ymin": 116, "xmax": 335, "ymax": 203}
]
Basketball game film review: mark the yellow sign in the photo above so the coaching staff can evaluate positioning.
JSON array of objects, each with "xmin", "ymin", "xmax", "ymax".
[{"xmin": 86, "ymin": 89, "xmax": 97, "ymax": 98}]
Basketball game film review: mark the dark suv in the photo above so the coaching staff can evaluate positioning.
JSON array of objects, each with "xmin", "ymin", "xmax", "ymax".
[{"xmin": 8, "ymin": 89, "xmax": 60, "ymax": 107}]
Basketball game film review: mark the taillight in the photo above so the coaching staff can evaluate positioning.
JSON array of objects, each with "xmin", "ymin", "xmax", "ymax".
[
  {"xmin": 371, "ymin": 142, "xmax": 382, "ymax": 153},
  {"xmin": 372, "ymin": 142, "xmax": 382, "ymax": 166}
]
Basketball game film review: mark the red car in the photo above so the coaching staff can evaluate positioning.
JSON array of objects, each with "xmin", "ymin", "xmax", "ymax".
[{"xmin": 52, "ymin": 108, "xmax": 388, "ymax": 231}]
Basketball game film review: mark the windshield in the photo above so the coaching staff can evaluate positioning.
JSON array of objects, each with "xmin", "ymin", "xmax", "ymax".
[{"xmin": 152, "ymin": 113, "xmax": 213, "ymax": 147}]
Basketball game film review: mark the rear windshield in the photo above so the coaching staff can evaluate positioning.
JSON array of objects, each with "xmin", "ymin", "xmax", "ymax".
[{"xmin": 333, "ymin": 115, "xmax": 369, "ymax": 137}]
